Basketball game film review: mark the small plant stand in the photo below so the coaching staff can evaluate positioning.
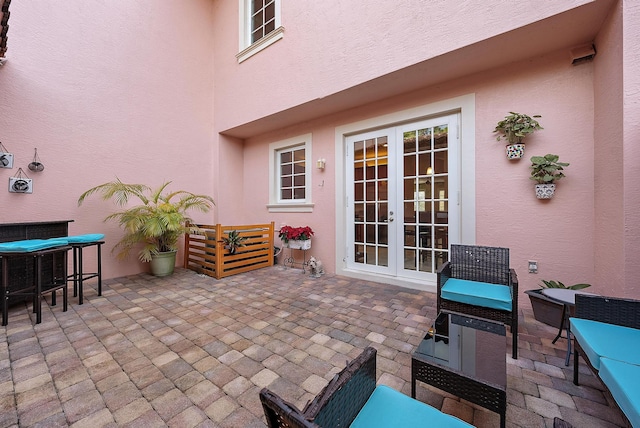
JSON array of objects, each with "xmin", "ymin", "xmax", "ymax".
[{"xmin": 283, "ymin": 247, "xmax": 310, "ymax": 273}]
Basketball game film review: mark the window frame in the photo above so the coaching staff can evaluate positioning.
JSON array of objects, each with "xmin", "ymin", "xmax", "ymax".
[
  {"xmin": 268, "ymin": 134, "xmax": 314, "ymax": 213},
  {"xmin": 237, "ymin": 0, "xmax": 284, "ymax": 63}
]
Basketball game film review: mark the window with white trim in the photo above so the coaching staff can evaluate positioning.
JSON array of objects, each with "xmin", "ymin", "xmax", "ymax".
[
  {"xmin": 268, "ymin": 134, "xmax": 313, "ymax": 213},
  {"xmin": 237, "ymin": 0, "xmax": 283, "ymax": 63}
]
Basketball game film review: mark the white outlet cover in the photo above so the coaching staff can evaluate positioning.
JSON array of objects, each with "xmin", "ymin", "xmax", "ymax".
[
  {"xmin": 9, "ymin": 177, "xmax": 33, "ymax": 193},
  {"xmin": 0, "ymin": 152, "xmax": 14, "ymax": 168}
]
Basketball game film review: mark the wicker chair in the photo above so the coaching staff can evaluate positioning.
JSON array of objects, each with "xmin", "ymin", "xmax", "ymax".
[
  {"xmin": 260, "ymin": 347, "xmax": 474, "ymax": 427},
  {"xmin": 437, "ymin": 244, "xmax": 519, "ymax": 358},
  {"xmin": 260, "ymin": 347, "xmax": 376, "ymax": 428}
]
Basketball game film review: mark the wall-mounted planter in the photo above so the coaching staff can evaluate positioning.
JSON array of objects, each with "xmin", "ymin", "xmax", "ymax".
[
  {"xmin": 9, "ymin": 168, "xmax": 33, "ymax": 194},
  {"xmin": 506, "ymin": 144, "xmax": 525, "ymax": 160},
  {"xmin": 535, "ymin": 183, "xmax": 556, "ymax": 199}
]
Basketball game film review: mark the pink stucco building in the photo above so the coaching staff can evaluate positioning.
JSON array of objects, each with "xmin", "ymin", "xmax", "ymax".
[{"xmin": 0, "ymin": 1, "xmax": 638, "ymax": 300}]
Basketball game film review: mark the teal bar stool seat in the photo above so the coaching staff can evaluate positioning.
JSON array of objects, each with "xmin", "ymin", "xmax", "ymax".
[
  {"xmin": 0, "ymin": 239, "xmax": 70, "ymax": 325},
  {"xmin": 66, "ymin": 234, "xmax": 105, "ymax": 305}
]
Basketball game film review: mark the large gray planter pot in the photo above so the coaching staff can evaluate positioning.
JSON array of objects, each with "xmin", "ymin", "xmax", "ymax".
[
  {"xmin": 150, "ymin": 250, "xmax": 177, "ymax": 277},
  {"xmin": 525, "ymin": 289, "xmax": 564, "ymax": 329}
]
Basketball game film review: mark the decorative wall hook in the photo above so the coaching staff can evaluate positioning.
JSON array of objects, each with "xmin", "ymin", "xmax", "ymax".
[
  {"xmin": 0, "ymin": 141, "xmax": 14, "ymax": 169},
  {"xmin": 28, "ymin": 148, "xmax": 44, "ymax": 172},
  {"xmin": 9, "ymin": 168, "xmax": 33, "ymax": 193}
]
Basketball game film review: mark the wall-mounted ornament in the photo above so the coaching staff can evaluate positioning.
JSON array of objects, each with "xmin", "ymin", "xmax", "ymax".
[
  {"xmin": 0, "ymin": 142, "xmax": 14, "ymax": 169},
  {"xmin": 28, "ymin": 148, "xmax": 44, "ymax": 172},
  {"xmin": 9, "ymin": 168, "xmax": 33, "ymax": 194}
]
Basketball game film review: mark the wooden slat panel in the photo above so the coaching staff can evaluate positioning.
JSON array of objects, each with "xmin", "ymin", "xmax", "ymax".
[{"xmin": 184, "ymin": 222, "xmax": 274, "ymax": 279}]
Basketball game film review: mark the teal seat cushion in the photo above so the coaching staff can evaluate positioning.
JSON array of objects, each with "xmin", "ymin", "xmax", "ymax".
[
  {"xmin": 66, "ymin": 233, "xmax": 105, "ymax": 243},
  {"xmin": 0, "ymin": 238, "xmax": 69, "ymax": 253},
  {"xmin": 441, "ymin": 278, "xmax": 512, "ymax": 311},
  {"xmin": 350, "ymin": 385, "xmax": 473, "ymax": 428},
  {"xmin": 570, "ymin": 318, "xmax": 640, "ymax": 370},
  {"xmin": 599, "ymin": 358, "xmax": 640, "ymax": 428}
]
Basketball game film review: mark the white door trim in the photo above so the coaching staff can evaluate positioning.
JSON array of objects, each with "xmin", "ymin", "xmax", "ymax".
[{"xmin": 334, "ymin": 93, "xmax": 476, "ymax": 292}]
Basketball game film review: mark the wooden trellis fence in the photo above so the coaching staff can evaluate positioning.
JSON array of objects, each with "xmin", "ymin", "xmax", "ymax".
[{"xmin": 184, "ymin": 222, "xmax": 274, "ymax": 279}]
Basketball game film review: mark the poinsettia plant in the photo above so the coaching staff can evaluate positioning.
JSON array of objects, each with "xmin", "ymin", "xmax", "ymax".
[{"xmin": 278, "ymin": 225, "xmax": 314, "ymax": 242}]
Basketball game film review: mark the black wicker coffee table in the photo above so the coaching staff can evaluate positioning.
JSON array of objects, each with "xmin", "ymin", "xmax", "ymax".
[{"xmin": 412, "ymin": 311, "xmax": 507, "ymax": 428}]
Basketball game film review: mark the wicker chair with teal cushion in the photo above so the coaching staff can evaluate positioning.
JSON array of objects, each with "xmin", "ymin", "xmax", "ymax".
[
  {"xmin": 260, "ymin": 347, "xmax": 474, "ymax": 428},
  {"xmin": 437, "ymin": 244, "xmax": 519, "ymax": 358}
]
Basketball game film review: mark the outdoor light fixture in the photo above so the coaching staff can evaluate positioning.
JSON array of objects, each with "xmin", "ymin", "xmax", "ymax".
[{"xmin": 316, "ymin": 158, "xmax": 326, "ymax": 170}]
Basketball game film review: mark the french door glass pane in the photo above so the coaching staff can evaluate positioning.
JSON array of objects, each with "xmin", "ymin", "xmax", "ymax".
[
  {"xmin": 352, "ymin": 135, "xmax": 390, "ymax": 269},
  {"xmin": 402, "ymin": 125, "xmax": 449, "ymax": 274}
]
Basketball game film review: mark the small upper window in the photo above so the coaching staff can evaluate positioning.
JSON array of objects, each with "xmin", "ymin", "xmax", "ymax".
[
  {"xmin": 250, "ymin": 0, "xmax": 276, "ymax": 44},
  {"xmin": 237, "ymin": 0, "xmax": 283, "ymax": 63}
]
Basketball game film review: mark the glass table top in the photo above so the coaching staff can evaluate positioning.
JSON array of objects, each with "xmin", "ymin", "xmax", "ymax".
[{"xmin": 414, "ymin": 311, "xmax": 507, "ymax": 388}]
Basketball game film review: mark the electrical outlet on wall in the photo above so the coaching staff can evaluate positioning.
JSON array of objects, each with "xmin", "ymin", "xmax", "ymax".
[{"xmin": 528, "ymin": 260, "xmax": 538, "ymax": 274}]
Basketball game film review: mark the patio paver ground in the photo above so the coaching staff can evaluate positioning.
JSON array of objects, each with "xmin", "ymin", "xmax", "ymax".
[{"xmin": 0, "ymin": 267, "xmax": 627, "ymax": 427}]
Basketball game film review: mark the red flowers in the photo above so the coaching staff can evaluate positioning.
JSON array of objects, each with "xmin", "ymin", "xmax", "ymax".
[{"xmin": 278, "ymin": 225, "xmax": 314, "ymax": 242}]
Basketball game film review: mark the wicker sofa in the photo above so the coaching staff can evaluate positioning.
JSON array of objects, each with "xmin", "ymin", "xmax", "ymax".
[
  {"xmin": 260, "ymin": 347, "xmax": 473, "ymax": 427},
  {"xmin": 571, "ymin": 295, "xmax": 640, "ymax": 427}
]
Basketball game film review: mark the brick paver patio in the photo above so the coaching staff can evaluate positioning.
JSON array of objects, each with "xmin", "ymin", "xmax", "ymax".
[{"xmin": 0, "ymin": 267, "xmax": 627, "ymax": 427}]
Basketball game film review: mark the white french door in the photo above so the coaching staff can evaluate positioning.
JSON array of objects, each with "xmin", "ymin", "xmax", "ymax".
[{"xmin": 346, "ymin": 114, "xmax": 460, "ymax": 282}]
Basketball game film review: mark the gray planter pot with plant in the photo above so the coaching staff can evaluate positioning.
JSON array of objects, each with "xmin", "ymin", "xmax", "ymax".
[
  {"xmin": 78, "ymin": 179, "xmax": 215, "ymax": 277},
  {"xmin": 526, "ymin": 280, "xmax": 591, "ymax": 328}
]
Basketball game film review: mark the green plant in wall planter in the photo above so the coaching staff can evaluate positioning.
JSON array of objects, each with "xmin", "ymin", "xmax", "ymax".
[
  {"xmin": 494, "ymin": 112, "xmax": 543, "ymax": 160},
  {"xmin": 222, "ymin": 230, "xmax": 247, "ymax": 254},
  {"xmin": 530, "ymin": 154, "xmax": 569, "ymax": 199},
  {"xmin": 78, "ymin": 179, "xmax": 215, "ymax": 277}
]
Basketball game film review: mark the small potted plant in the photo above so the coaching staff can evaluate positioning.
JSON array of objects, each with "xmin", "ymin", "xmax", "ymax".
[
  {"xmin": 526, "ymin": 280, "xmax": 591, "ymax": 327},
  {"xmin": 222, "ymin": 230, "xmax": 247, "ymax": 254},
  {"xmin": 278, "ymin": 225, "xmax": 314, "ymax": 250},
  {"xmin": 494, "ymin": 112, "xmax": 543, "ymax": 159},
  {"xmin": 529, "ymin": 154, "xmax": 569, "ymax": 199}
]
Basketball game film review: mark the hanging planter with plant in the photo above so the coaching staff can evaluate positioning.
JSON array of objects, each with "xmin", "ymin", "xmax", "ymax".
[
  {"xmin": 529, "ymin": 154, "xmax": 569, "ymax": 199},
  {"xmin": 494, "ymin": 112, "xmax": 543, "ymax": 160}
]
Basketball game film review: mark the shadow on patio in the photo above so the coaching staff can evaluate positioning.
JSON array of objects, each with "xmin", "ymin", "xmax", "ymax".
[{"xmin": 0, "ymin": 267, "xmax": 626, "ymax": 427}]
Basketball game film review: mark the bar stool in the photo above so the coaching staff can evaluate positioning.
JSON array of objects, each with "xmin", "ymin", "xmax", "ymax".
[
  {"xmin": 0, "ymin": 239, "xmax": 71, "ymax": 325},
  {"xmin": 66, "ymin": 234, "xmax": 104, "ymax": 305}
]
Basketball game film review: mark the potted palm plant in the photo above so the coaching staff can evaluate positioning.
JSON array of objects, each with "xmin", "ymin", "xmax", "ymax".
[
  {"xmin": 529, "ymin": 154, "xmax": 569, "ymax": 199},
  {"xmin": 494, "ymin": 112, "xmax": 543, "ymax": 159},
  {"xmin": 78, "ymin": 179, "xmax": 215, "ymax": 276}
]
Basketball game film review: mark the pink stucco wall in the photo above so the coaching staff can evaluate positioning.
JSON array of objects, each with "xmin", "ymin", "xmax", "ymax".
[
  {"xmin": 622, "ymin": 1, "xmax": 640, "ymax": 297},
  {"xmin": 239, "ymin": 49, "xmax": 596, "ymax": 295},
  {"xmin": 0, "ymin": 1, "xmax": 217, "ymax": 277},
  {"xmin": 212, "ymin": 0, "xmax": 598, "ymax": 135}
]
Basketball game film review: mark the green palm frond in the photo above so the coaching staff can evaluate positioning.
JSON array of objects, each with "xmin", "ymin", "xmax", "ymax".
[{"xmin": 78, "ymin": 180, "xmax": 215, "ymax": 262}]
